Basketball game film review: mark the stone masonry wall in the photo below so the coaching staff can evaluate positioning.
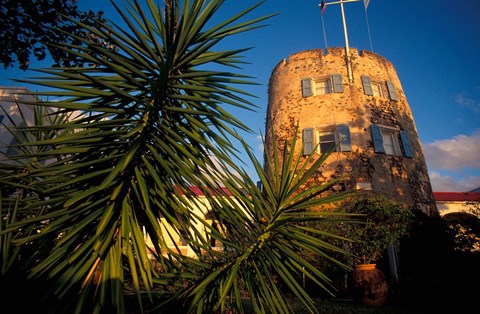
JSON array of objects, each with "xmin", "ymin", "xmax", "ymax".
[{"xmin": 264, "ymin": 48, "xmax": 437, "ymax": 216}]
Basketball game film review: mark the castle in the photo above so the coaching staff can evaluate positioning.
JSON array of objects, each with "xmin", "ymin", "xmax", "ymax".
[{"xmin": 264, "ymin": 47, "xmax": 437, "ymax": 216}]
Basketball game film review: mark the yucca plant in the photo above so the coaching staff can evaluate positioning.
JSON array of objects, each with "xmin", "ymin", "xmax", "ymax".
[
  {"xmin": 159, "ymin": 130, "xmax": 358, "ymax": 313},
  {"xmin": 0, "ymin": 1, "xmax": 358, "ymax": 313}
]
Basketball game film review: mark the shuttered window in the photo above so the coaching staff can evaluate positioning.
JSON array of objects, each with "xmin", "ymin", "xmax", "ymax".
[
  {"xmin": 332, "ymin": 74, "xmax": 343, "ymax": 93},
  {"xmin": 382, "ymin": 131, "xmax": 401, "ymax": 155},
  {"xmin": 400, "ymin": 131, "xmax": 413, "ymax": 158},
  {"xmin": 315, "ymin": 80, "xmax": 331, "ymax": 95},
  {"xmin": 386, "ymin": 81, "xmax": 398, "ymax": 101},
  {"xmin": 361, "ymin": 75, "xmax": 373, "ymax": 95},
  {"xmin": 371, "ymin": 125, "xmax": 413, "ymax": 157},
  {"xmin": 301, "ymin": 78, "xmax": 313, "ymax": 97},
  {"xmin": 301, "ymin": 74, "xmax": 343, "ymax": 97},
  {"xmin": 302, "ymin": 128, "xmax": 315, "ymax": 155},
  {"xmin": 338, "ymin": 124, "xmax": 352, "ymax": 152},
  {"xmin": 372, "ymin": 82, "xmax": 384, "ymax": 97},
  {"xmin": 303, "ymin": 125, "xmax": 351, "ymax": 155},
  {"xmin": 370, "ymin": 125, "xmax": 385, "ymax": 153},
  {"xmin": 362, "ymin": 76, "xmax": 396, "ymax": 100},
  {"xmin": 319, "ymin": 131, "xmax": 336, "ymax": 153}
]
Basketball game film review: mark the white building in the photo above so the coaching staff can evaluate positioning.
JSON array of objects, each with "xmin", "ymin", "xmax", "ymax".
[
  {"xmin": 0, "ymin": 86, "xmax": 38, "ymax": 156},
  {"xmin": 434, "ymin": 191, "xmax": 480, "ymax": 221}
]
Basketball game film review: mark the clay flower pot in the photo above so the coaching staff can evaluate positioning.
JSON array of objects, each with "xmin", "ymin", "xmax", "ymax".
[{"xmin": 351, "ymin": 264, "xmax": 388, "ymax": 307}]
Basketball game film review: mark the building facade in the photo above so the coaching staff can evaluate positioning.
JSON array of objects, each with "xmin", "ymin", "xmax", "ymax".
[
  {"xmin": 434, "ymin": 191, "xmax": 480, "ymax": 219},
  {"xmin": 264, "ymin": 47, "xmax": 437, "ymax": 216},
  {"xmin": 0, "ymin": 87, "xmax": 37, "ymax": 157}
]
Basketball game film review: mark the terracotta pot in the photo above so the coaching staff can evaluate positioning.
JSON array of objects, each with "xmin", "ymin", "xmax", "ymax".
[{"xmin": 351, "ymin": 264, "xmax": 388, "ymax": 307}]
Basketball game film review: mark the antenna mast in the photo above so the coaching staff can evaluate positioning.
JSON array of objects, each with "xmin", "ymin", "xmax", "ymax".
[{"xmin": 319, "ymin": 0, "xmax": 360, "ymax": 83}]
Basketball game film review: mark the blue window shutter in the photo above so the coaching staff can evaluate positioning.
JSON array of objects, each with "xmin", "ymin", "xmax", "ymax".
[
  {"xmin": 301, "ymin": 78, "xmax": 313, "ymax": 97},
  {"xmin": 332, "ymin": 74, "xmax": 343, "ymax": 93},
  {"xmin": 370, "ymin": 125, "xmax": 385, "ymax": 153},
  {"xmin": 302, "ymin": 128, "xmax": 315, "ymax": 155},
  {"xmin": 338, "ymin": 124, "xmax": 352, "ymax": 152},
  {"xmin": 400, "ymin": 130, "xmax": 413, "ymax": 158},
  {"xmin": 386, "ymin": 81, "xmax": 398, "ymax": 101},
  {"xmin": 361, "ymin": 75, "xmax": 373, "ymax": 95}
]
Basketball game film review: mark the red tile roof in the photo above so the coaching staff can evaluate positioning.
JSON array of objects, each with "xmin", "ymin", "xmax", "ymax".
[{"xmin": 433, "ymin": 192, "xmax": 480, "ymax": 202}]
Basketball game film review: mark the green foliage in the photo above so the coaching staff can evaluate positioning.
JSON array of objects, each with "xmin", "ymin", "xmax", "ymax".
[
  {"xmin": 0, "ymin": 1, "xmax": 358, "ymax": 313},
  {"xmin": 337, "ymin": 195, "xmax": 414, "ymax": 265},
  {"xmin": 0, "ymin": 0, "xmax": 114, "ymax": 69},
  {"xmin": 444, "ymin": 198, "xmax": 480, "ymax": 253}
]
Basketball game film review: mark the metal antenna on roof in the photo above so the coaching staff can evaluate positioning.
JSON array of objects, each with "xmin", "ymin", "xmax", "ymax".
[
  {"xmin": 319, "ymin": 0, "xmax": 362, "ymax": 83},
  {"xmin": 364, "ymin": 0, "xmax": 373, "ymax": 51}
]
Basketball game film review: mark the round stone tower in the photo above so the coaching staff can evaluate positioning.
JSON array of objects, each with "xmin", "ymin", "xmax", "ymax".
[{"xmin": 264, "ymin": 47, "xmax": 437, "ymax": 216}]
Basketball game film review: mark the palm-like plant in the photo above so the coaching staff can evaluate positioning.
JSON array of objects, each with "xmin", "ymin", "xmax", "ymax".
[
  {"xmin": 164, "ymin": 132, "xmax": 357, "ymax": 313},
  {"xmin": 1, "ymin": 1, "xmax": 357, "ymax": 313}
]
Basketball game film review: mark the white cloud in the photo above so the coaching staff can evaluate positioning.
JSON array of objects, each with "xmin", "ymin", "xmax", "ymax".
[
  {"xmin": 429, "ymin": 171, "xmax": 480, "ymax": 192},
  {"xmin": 423, "ymin": 129, "xmax": 480, "ymax": 191},
  {"xmin": 454, "ymin": 94, "xmax": 480, "ymax": 114},
  {"xmin": 423, "ymin": 129, "xmax": 480, "ymax": 170}
]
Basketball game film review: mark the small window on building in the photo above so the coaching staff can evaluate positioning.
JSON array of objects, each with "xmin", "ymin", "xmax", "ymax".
[
  {"xmin": 361, "ymin": 76, "xmax": 398, "ymax": 101},
  {"xmin": 370, "ymin": 125, "xmax": 412, "ymax": 157},
  {"xmin": 319, "ymin": 130, "xmax": 336, "ymax": 153},
  {"xmin": 386, "ymin": 80, "xmax": 398, "ymax": 101},
  {"xmin": 382, "ymin": 129, "xmax": 401, "ymax": 155},
  {"xmin": 302, "ymin": 128, "xmax": 316, "ymax": 155},
  {"xmin": 315, "ymin": 79, "xmax": 332, "ymax": 95},
  {"xmin": 302, "ymin": 125, "xmax": 351, "ymax": 155},
  {"xmin": 371, "ymin": 82, "xmax": 384, "ymax": 97},
  {"xmin": 302, "ymin": 74, "xmax": 343, "ymax": 97}
]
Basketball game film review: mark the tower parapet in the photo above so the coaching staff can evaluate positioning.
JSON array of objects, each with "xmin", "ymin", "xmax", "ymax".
[{"xmin": 265, "ymin": 48, "xmax": 437, "ymax": 216}]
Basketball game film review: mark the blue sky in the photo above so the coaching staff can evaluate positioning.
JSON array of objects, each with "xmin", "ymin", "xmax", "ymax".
[{"xmin": 1, "ymin": 0, "xmax": 479, "ymax": 192}]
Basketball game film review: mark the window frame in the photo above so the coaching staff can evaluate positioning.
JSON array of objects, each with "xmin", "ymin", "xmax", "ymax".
[
  {"xmin": 361, "ymin": 75, "xmax": 398, "ymax": 101},
  {"xmin": 302, "ymin": 73, "xmax": 343, "ymax": 97},
  {"xmin": 381, "ymin": 128, "xmax": 402, "ymax": 156},
  {"xmin": 314, "ymin": 79, "xmax": 332, "ymax": 95},
  {"xmin": 302, "ymin": 124, "xmax": 351, "ymax": 155},
  {"xmin": 371, "ymin": 81, "xmax": 384, "ymax": 97},
  {"xmin": 319, "ymin": 129, "xmax": 337, "ymax": 153},
  {"xmin": 370, "ymin": 124, "xmax": 412, "ymax": 157}
]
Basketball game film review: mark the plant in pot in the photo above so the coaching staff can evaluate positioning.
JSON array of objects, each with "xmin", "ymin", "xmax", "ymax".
[{"xmin": 338, "ymin": 194, "xmax": 415, "ymax": 307}]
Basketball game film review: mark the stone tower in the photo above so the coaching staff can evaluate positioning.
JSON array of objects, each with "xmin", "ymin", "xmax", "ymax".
[{"xmin": 264, "ymin": 47, "xmax": 437, "ymax": 216}]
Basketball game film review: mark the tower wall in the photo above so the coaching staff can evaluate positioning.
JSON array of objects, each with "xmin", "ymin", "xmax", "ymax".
[{"xmin": 265, "ymin": 48, "xmax": 437, "ymax": 215}]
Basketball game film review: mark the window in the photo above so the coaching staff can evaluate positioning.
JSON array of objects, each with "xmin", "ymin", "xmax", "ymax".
[
  {"xmin": 361, "ymin": 75, "xmax": 398, "ymax": 101},
  {"xmin": 370, "ymin": 125, "xmax": 413, "ymax": 157},
  {"xmin": 302, "ymin": 128, "xmax": 315, "ymax": 155},
  {"xmin": 382, "ymin": 129, "xmax": 401, "ymax": 155},
  {"xmin": 302, "ymin": 125, "xmax": 351, "ymax": 155},
  {"xmin": 315, "ymin": 79, "xmax": 332, "ymax": 95},
  {"xmin": 371, "ymin": 82, "xmax": 384, "ymax": 97},
  {"xmin": 385, "ymin": 81, "xmax": 398, "ymax": 101},
  {"xmin": 302, "ymin": 74, "xmax": 343, "ymax": 97},
  {"xmin": 319, "ymin": 131, "xmax": 336, "ymax": 153}
]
